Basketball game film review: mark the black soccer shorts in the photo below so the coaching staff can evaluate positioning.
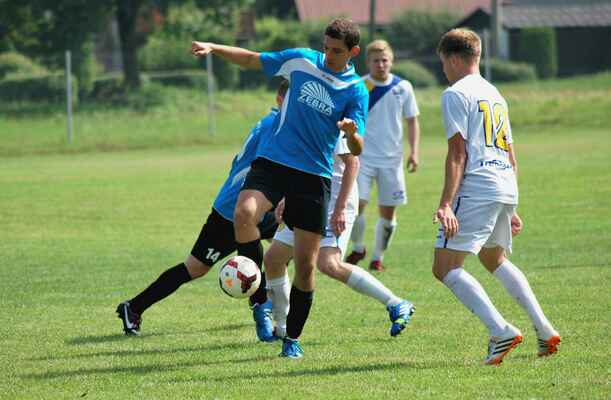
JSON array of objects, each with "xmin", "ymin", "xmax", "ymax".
[
  {"xmin": 241, "ymin": 158, "xmax": 330, "ymax": 235},
  {"xmin": 190, "ymin": 208, "xmax": 278, "ymax": 266}
]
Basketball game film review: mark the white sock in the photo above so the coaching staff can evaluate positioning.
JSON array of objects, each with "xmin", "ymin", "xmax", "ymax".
[
  {"xmin": 494, "ymin": 259, "xmax": 556, "ymax": 338},
  {"xmin": 350, "ymin": 213, "xmax": 366, "ymax": 253},
  {"xmin": 372, "ymin": 217, "xmax": 396, "ymax": 262},
  {"xmin": 346, "ymin": 266, "xmax": 402, "ymax": 307},
  {"xmin": 266, "ymin": 274, "xmax": 290, "ymax": 337},
  {"xmin": 443, "ymin": 268, "xmax": 508, "ymax": 337}
]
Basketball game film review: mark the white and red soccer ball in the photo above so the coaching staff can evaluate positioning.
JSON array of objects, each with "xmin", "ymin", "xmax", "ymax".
[{"xmin": 218, "ymin": 256, "xmax": 261, "ymax": 299}]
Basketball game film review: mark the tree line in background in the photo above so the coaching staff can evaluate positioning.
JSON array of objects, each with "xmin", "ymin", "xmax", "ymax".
[{"xmin": 1, "ymin": 0, "xmax": 554, "ymax": 105}]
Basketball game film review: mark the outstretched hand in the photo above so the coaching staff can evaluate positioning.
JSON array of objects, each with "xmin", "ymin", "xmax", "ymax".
[{"xmin": 191, "ymin": 41, "xmax": 214, "ymax": 57}]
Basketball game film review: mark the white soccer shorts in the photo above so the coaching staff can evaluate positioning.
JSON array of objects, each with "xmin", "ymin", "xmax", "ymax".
[
  {"xmin": 357, "ymin": 162, "xmax": 407, "ymax": 206},
  {"xmin": 434, "ymin": 197, "xmax": 516, "ymax": 255},
  {"xmin": 274, "ymin": 219, "xmax": 354, "ymax": 256}
]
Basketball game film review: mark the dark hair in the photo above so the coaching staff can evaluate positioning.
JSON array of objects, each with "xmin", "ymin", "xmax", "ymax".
[
  {"xmin": 437, "ymin": 28, "xmax": 481, "ymax": 62},
  {"xmin": 277, "ymin": 79, "xmax": 289, "ymax": 97},
  {"xmin": 325, "ymin": 18, "xmax": 360, "ymax": 49}
]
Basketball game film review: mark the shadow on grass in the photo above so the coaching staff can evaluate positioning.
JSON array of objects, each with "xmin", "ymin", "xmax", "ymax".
[
  {"xmin": 536, "ymin": 262, "xmax": 610, "ymax": 270},
  {"xmin": 31, "ymin": 340, "xmax": 254, "ymax": 361},
  {"xmin": 20, "ymin": 355, "xmax": 275, "ymax": 380},
  {"xmin": 64, "ymin": 322, "xmax": 251, "ymax": 346},
  {"xmin": 167, "ymin": 360, "xmax": 450, "ymax": 384}
]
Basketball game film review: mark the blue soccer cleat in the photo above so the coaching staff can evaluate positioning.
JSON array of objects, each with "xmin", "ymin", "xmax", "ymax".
[
  {"xmin": 279, "ymin": 337, "xmax": 304, "ymax": 359},
  {"xmin": 252, "ymin": 299, "xmax": 276, "ymax": 342},
  {"xmin": 387, "ymin": 300, "xmax": 415, "ymax": 337}
]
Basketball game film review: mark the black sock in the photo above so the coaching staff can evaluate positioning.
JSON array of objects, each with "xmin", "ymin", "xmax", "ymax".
[
  {"xmin": 286, "ymin": 285, "xmax": 314, "ymax": 339},
  {"xmin": 236, "ymin": 239, "xmax": 263, "ymax": 267},
  {"xmin": 129, "ymin": 263, "xmax": 192, "ymax": 315},
  {"xmin": 249, "ymin": 271, "xmax": 268, "ymax": 306}
]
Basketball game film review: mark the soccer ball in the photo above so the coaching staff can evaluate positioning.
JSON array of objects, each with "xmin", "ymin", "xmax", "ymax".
[{"xmin": 218, "ymin": 256, "xmax": 261, "ymax": 299}]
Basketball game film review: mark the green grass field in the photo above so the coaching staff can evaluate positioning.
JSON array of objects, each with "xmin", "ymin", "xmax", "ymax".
[{"xmin": 1, "ymin": 74, "xmax": 610, "ymax": 399}]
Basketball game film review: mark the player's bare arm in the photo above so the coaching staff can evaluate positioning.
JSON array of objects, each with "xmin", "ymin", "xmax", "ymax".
[
  {"xmin": 434, "ymin": 132, "xmax": 466, "ymax": 238},
  {"xmin": 507, "ymin": 143, "xmax": 522, "ymax": 236},
  {"xmin": 337, "ymin": 119, "xmax": 364, "ymax": 155},
  {"xmin": 331, "ymin": 153, "xmax": 359, "ymax": 235},
  {"xmin": 406, "ymin": 116, "xmax": 421, "ymax": 173},
  {"xmin": 191, "ymin": 41, "xmax": 262, "ymax": 70}
]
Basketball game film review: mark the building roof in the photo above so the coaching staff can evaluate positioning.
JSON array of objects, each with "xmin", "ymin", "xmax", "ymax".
[
  {"xmin": 294, "ymin": 0, "xmax": 490, "ymax": 25},
  {"xmin": 503, "ymin": 0, "xmax": 611, "ymax": 28},
  {"xmin": 457, "ymin": 0, "xmax": 611, "ymax": 29}
]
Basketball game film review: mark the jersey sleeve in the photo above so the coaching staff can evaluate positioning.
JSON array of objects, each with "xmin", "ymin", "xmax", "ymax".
[
  {"xmin": 441, "ymin": 90, "xmax": 469, "ymax": 140},
  {"xmin": 259, "ymin": 48, "xmax": 312, "ymax": 79},
  {"xmin": 402, "ymin": 81, "xmax": 420, "ymax": 119},
  {"xmin": 345, "ymin": 84, "xmax": 369, "ymax": 136}
]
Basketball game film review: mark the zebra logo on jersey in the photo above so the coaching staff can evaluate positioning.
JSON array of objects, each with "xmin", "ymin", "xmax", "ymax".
[{"xmin": 297, "ymin": 81, "xmax": 335, "ymax": 116}]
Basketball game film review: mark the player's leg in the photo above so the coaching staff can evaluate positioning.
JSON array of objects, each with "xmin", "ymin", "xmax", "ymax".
[
  {"xmin": 370, "ymin": 205, "xmax": 397, "ymax": 271},
  {"xmin": 346, "ymin": 164, "xmax": 374, "ymax": 264},
  {"xmin": 263, "ymin": 231, "xmax": 294, "ymax": 339},
  {"xmin": 279, "ymin": 173, "xmax": 328, "ymax": 357},
  {"xmin": 434, "ymin": 198, "xmax": 521, "ymax": 364},
  {"xmin": 478, "ymin": 206, "xmax": 560, "ymax": 356},
  {"xmin": 370, "ymin": 165, "xmax": 406, "ymax": 271},
  {"xmin": 317, "ymin": 246, "xmax": 414, "ymax": 336},
  {"xmin": 234, "ymin": 159, "xmax": 282, "ymax": 307},
  {"xmin": 117, "ymin": 209, "xmax": 231, "ymax": 335},
  {"xmin": 279, "ymin": 227, "xmax": 320, "ymax": 358}
]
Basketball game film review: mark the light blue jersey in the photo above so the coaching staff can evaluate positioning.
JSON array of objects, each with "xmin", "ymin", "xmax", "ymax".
[
  {"xmin": 258, "ymin": 48, "xmax": 368, "ymax": 178},
  {"xmin": 213, "ymin": 109, "xmax": 279, "ymax": 221}
]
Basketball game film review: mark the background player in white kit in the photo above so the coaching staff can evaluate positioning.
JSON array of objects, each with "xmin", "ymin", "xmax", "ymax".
[
  {"xmin": 346, "ymin": 40, "xmax": 421, "ymax": 272},
  {"xmin": 433, "ymin": 28, "xmax": 560, "ymax": 365},
  {"xmin": 264, "ymin": 138, "xmax": 415, "ymax": 339}
]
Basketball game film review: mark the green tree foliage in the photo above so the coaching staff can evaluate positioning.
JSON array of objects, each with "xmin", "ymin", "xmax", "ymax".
[
  {"xmin": 0, "ymin": 0, "xmax": 110, "ymax": 94},
  {"xmin": 139, "ymin": 1, "xmax": 244, "ymax": 89},
  {"xmin": 512, "ymin": 28, "xmax": 558, "ymax": 79},
  {"xmin": 387, "ymin": 10, "xmax": 459, "ymax": 55}
]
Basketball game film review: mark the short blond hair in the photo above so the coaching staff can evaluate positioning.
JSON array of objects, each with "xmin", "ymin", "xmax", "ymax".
[
  {"xmin": 437, "ymin": 28, "xmax": 481, "ymax": 63},
  {"xmin": 366, "ymin": 39, "xmax": 394, "ymax": 61}
]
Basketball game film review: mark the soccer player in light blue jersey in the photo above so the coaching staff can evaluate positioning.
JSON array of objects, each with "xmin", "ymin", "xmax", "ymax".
[
  {"xmin": 116, "ymin": 82, "xmax": 289, "ymax": 340},
  {"xmin": 192, "ymin": 18, "xmax": 368, "ymax": 358}
]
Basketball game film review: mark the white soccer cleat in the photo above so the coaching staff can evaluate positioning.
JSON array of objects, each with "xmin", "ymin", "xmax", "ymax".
[
  {"xmin": 537, "ymin": 330, "xmax": 561, "ymax": 357},
  {"xmin": 484, "ymin": 324, "xmax": 523, "ymax": 365}
]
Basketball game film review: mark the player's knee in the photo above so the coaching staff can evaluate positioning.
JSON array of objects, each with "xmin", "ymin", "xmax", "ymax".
[
  {"xmin": 185, "ymin": 255, "xmax": 211, "ymax": 279},
  {"xmin": 233, "ymin": 203, "xmax": 257, "ymax": 227},
  {"xmin": 432, "ymin": 259, "xmax": 446, "ymax": 282},
  {"xmin": 316, "ymin": 257, "xmax": 337, "ymax": 278}
]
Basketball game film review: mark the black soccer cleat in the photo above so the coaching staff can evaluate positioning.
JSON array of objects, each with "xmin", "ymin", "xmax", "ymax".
[{"xmin": 116, "ymin": 301, "xmax": 142, "ymax": 336}]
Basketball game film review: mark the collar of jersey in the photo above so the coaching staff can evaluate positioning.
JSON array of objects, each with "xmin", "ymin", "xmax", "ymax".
[{"xmin": 320, "ymin": 53, "xmax": 356, "ymax": 78}]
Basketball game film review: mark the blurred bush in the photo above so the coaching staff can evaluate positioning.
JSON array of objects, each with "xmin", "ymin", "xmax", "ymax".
[
  {"xmin": 512, "ymin": 28, "xmax": 558, "ymax": 79},
  {"xmin": 0, "ymin": 72, "xmax": 78, "ymax": 104},
  {"xmin": 392, "ymin": 60, "xmax": 438, "ymax": 88},
  {"xmin": 482, "ymin": 59, "xmax": 538, "ymax": 82},
  {"xmin": 0, "ymin": 52, "xmax": 48, "ymax": 79},
  {"xmin": 148, "ymin": 69, "xmax": 211, "ymax": 89}
]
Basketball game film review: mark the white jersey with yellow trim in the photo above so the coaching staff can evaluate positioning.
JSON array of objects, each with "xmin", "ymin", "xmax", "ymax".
[{"xmin": 441, "ymin": 73, "xmax": 518, "ymax": 204}]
